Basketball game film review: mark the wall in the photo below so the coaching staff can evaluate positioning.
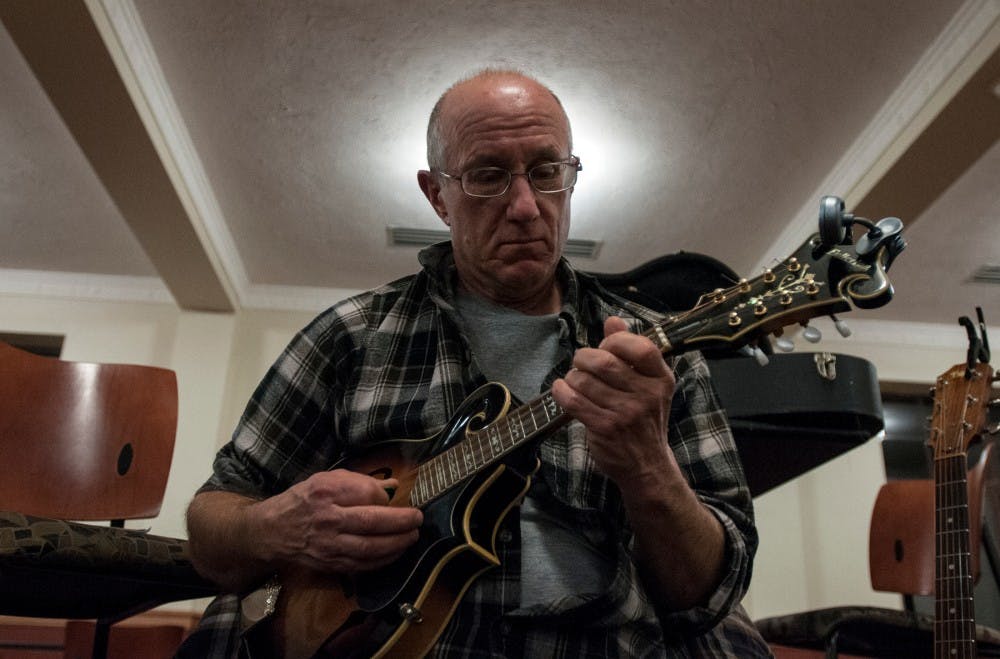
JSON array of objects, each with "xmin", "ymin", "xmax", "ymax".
[
  {"xmin": 746, "ymin": 316, "xmax": 975, "ymax": 619},
  {"xmin": 0, "ymin": 294, "xmax": 974, "ymax": 620}
]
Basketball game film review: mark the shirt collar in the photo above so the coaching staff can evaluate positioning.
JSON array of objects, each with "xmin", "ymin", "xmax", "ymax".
[{"xmin": 418, "ymin": 240, "xmax": 582, "ymax": 326}]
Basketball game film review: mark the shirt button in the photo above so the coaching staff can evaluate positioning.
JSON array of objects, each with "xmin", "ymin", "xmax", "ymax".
[{"xmin": 498, "ymin": 528, "xmax": 513, "ymax": 543}]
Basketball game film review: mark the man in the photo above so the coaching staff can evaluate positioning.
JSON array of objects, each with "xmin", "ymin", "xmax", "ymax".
[{"xmin": 177, "ymin": 69, "xmax": 770, "ymax": 658}]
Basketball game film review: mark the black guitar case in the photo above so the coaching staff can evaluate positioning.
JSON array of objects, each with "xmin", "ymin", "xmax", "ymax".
[{"xmin": 588, "ymin": 252, "xmax": 884, "ymax": 497}]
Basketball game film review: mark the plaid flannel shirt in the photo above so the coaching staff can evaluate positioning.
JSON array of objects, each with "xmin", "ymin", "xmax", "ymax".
[{"xmin": 176, "ymin": 243, "xmax": 770, "ymax": 658}]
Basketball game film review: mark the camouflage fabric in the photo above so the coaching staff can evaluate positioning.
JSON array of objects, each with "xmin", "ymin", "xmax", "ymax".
[{"xmin": 0, "ymin": 510, "xmax": 200, "ymax": 580}]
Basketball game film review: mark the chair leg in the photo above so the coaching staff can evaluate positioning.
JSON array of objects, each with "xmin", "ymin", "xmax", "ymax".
[
  {"xmin": 91, "ymin": 620, "xmax": 110, "ymax": 659},
  {"xmin": 824, "ymin": 629, "xmax": 840, "ymax": 659}
]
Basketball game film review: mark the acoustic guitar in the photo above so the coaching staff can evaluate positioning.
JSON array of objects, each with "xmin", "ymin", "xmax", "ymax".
[
  {"xmin": 247, "ymin": 225, "xmax": 904, "ymax": 659},
  {"xmin": 929, "ymin": 316, "xmax": 996, "ymax": 658}
]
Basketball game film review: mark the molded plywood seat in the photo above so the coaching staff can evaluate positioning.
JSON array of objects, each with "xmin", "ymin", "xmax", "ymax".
[{"xmin": 0, "ymin": 342, "xmax": 216, "ymax": 658}]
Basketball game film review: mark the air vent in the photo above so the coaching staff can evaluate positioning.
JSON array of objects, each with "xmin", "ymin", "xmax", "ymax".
[
  {"xmin": 971, "ymin": 264, "xmax": 1000, "ymax": 284},
  {"xmin": 387, "ymin": 227, "xmax": 602, "ymax": 258}
]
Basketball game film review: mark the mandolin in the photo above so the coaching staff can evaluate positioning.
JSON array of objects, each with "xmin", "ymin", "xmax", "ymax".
[
  {"xmin": 248, "ymin": 203, "xmax": 907, "ymax": 659},
  {"xmin": 929, "ymin": 311, "xmax": 996, "ymax": 658}
]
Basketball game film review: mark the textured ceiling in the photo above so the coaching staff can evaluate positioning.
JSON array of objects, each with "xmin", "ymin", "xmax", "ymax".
[{"xmin": 1, "ymin": 0, "xmax": 998, "ymax": 328}]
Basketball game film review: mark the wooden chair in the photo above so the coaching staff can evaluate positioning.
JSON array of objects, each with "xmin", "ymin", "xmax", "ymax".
[
  {"xmin": 63, "ymin": 620, "xmax": 186, "ymax": 659},
  {"xmin": 0, "ymin": 342, "xmax": 216, "ymax": 659},
  {"xmin": 756, "ymin": 441, "xmax": 1000, "ymax": 657}
]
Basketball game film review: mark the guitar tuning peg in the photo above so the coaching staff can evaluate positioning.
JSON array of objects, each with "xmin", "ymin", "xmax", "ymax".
[
  {"xmin": 831, "ymin": 314, "xmax": 851, "ymax": 338},
  {"xmin": 802, "ymin": 324, "xmax": 822, "ymax": 343},
  {"xmin": 774, "ymin": 336, "xmax": 795, "ymax": 352},
  {"xmin": 738, "ymin": 344, "xmax": 771, "ymax": 366}
]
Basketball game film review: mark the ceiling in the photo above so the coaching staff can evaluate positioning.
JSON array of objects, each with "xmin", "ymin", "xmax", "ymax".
[{"xmin": 1, "ymin": 1, "xmax": 998, "ymax": 335}]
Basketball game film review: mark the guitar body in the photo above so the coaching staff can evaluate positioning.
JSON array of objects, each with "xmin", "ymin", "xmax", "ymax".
[{"xmin": 257, "ymin": 382, "xmax": 537, "ymax": 659}]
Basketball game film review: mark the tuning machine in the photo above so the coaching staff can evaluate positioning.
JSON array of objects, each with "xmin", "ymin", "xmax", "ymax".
[
  {"xmin": 772, "ymin": 328, "xmax": 794, "ymax": 353},
  {"xmin": 801, "ymin": 323, "xmax": 821, "ymax": 344},
  {"xmin": 739, "ymin": 338, "xmax": 772, "ymax": 366},
  {"xmin": 747, "ymin": 345, "xmax": 770, "ymax": 366}
]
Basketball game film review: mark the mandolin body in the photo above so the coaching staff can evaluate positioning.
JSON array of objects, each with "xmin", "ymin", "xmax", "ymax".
[{"xmin": 256, "ymin": 382, "xmax": 537, "ymax": 659}]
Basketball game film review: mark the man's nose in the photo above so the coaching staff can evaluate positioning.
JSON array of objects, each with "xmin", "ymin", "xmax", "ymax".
[{"xmin": 505, "ymin": 174, "xmax": 540, "ymax": 222}]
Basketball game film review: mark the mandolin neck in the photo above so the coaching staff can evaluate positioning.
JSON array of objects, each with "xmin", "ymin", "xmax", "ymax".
[{"xmin": 410, "ymin": 392, "xmax": 570, "ymax": 507}]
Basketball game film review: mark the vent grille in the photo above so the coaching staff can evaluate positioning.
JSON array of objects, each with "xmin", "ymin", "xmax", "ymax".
[
  {"xmin": 387, "ymin": 227, "xmax": 602, "ymax": 258},
  {"xmin": 971, "ymin": 264, "xmax": 1000, "ymax": 284}
]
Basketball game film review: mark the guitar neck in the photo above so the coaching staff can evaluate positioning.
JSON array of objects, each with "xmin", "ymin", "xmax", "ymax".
[
  {"xmin": 934, "ymin": 452, "xmax": 976, "ymax": 658},
  {"xmin": 930, "ymin": 361, "xmax": 995, "ymax": 658}
]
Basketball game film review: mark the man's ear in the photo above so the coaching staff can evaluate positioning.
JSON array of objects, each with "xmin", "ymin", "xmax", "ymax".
[{"xmin": 417, "ymin": 170, "xmax": 450, "ymax": 225}]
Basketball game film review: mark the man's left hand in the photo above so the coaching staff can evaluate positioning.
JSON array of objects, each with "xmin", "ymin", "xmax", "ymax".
[{"xmin": 551, "ymin": 316, "xmax": 675, "ymax": 488}]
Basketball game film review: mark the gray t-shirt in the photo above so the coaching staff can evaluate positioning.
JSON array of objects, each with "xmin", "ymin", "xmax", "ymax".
[{"xmin": 454, "ymin": 290, "xmax": 612, "ymax": 607}]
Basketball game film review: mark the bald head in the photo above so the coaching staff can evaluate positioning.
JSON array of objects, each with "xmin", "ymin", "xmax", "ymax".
[{"xmin": 426, "ymin": 70, "xmax": 572, "ymax": 171}]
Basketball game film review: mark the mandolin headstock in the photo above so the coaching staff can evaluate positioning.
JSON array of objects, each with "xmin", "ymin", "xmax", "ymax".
[{"xmin": 650, "ymin": 197, "xmax": 906, "ymax": 357}]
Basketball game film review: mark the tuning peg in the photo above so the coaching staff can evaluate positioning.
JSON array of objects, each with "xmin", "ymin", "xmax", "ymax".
[
  {"xmin": 802, "ymin": 324, "xmax": 822, "ymax": 343},
  {"xmin": 750, "ymin": 346, "xmax": 770, "ymax": 366},
  {"xmin": 774, "ymin": 336, "xmax": 795, "ymax": 352},
  {"xmin": 831, "ymin": 315, "xmax": 851, "ymax": 338}
]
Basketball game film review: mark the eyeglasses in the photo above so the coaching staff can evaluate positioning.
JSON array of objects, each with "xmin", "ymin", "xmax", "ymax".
[{"xmin": 436, "ymin": 156, "xmax": 581, "ymax": 198}]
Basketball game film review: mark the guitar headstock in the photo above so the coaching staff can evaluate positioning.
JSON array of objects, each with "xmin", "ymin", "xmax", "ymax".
[
  {"xmin": 656, "ymin": 230, "xmax": 901, "ymax": 356},
  {"xmin": 929, "ymin": 362, "xmax": 995, "ymax": 459}
]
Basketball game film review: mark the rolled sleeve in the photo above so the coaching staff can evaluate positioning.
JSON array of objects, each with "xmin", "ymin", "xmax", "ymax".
[{"xmin": 657, "ymin": 351, "xmax": 758, "ymax": 633}]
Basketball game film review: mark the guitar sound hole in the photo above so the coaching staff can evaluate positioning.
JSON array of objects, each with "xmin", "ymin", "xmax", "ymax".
[{"xmin": 369, "ymin": 467, "xmax": 393, "ymax": 479}]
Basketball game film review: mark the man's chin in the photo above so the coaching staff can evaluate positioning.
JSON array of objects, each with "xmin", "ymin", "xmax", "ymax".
[{"xmin": 495, "ymin": 259, "xmax": 557, "ymax": 287}]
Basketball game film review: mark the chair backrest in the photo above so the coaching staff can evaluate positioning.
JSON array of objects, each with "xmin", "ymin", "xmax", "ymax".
[
  {"xmin": 868, "ymin": 441, "xmax": 993, "ymax": 596},
  {"xmin": 0, "ymin": 341, "xmax": 178, "ymax": 521}
]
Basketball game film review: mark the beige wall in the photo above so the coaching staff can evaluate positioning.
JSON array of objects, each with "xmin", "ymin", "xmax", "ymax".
[{"xmin": 0, "ymin": 294, "xmax": 972, "ymax": 619}]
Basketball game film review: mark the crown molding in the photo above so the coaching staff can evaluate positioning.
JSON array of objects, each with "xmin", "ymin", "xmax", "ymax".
[
  {"xmin": 86, "ymin": 0, "xmax": 249, "ymax": 308},
  {"xmin": 239, "ymin": 284, "xmax": 365, "ymax": 313},
  {"xmin": 0, "ymin": 269, "xmax": 173, "ymax": 305}
]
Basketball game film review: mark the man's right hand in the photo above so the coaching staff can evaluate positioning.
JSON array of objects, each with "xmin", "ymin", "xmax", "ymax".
[
  {"xmin": 185, "ymin": 470, "xmax": 423, "ymax": 593},
  {"xmin": 252, "ymin": 469, "xmax": 423, "ymax": 574}
]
